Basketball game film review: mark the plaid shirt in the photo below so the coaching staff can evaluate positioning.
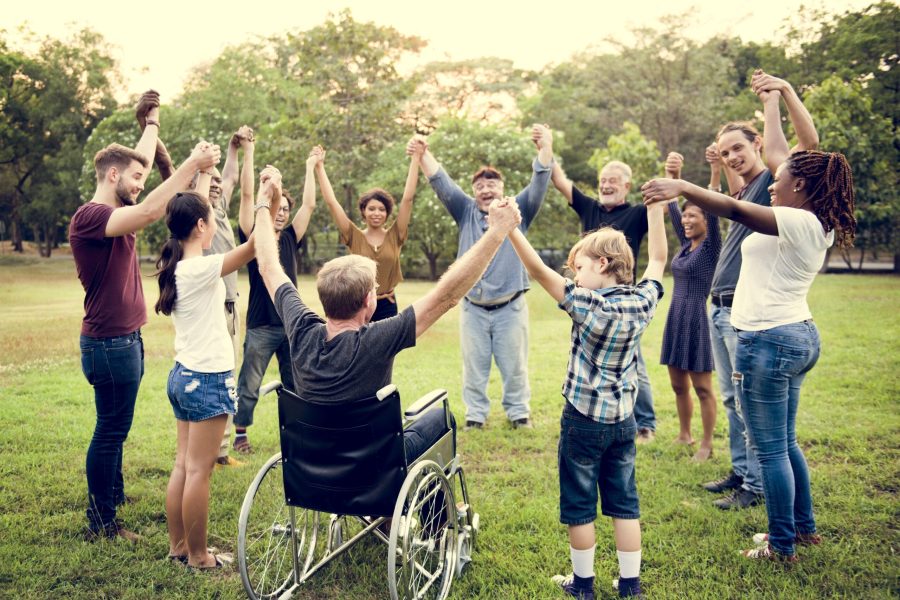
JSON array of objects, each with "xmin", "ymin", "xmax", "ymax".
[{"xmin": 559, "ymin": 278, "xmax": 663, "ymax": 423}]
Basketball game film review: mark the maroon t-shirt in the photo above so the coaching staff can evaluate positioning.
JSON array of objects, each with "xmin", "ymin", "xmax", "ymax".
[{"xmin": 69, "ymin": 202, "xmax": 147, "ymax": 337}]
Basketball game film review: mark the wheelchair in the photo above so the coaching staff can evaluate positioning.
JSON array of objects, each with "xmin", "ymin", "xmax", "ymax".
[{"xmin": 237, "ymin": 382, "xmax": 479, "ymax": 600}]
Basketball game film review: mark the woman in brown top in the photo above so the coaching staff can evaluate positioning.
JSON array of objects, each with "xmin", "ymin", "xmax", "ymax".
[{"xmin": 313, "ymin": 141, "xmax": 422, "ymax": 321}]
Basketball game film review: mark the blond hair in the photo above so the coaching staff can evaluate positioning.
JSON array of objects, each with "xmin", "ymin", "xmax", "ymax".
[
  {"xmin": 566, "ymin": 228, "xmax": 635, "ymax": 285},
  {"xmin": 317, "ymin": 255, "xmax": 377, "ymax": 319},
  {"xmin": 93, "ymin": 143, "xmax": 149, "ymax": 180}
]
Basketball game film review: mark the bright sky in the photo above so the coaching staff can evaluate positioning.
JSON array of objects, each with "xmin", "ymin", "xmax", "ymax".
[{"xmin": 2, "ymin": 0, "xmax": 871, "ymax": 101}]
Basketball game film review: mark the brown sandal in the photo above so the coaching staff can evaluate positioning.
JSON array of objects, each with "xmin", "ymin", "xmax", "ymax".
[{"xmin": 233, "ymin": 436, "xmax": 253, "ymax": 454}]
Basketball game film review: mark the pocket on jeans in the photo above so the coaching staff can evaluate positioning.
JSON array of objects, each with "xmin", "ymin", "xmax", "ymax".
[
  {"xmin": 83, "ymin": 346, "xmax": 112, "ymax": 387},
  {"xmin": 565, "ymin": 425, "xmax": 602, "ymax": 466}
]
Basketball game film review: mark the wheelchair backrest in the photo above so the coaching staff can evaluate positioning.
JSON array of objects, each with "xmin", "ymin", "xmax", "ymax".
[{"xmin": 277, "ymin": 386, "xmax": 408, "ymax": 517}]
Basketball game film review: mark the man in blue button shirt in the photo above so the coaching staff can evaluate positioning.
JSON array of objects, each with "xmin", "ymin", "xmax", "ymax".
[{"xmin": 412, "ymin": 125, "xmax": 554, "ymax": 430}]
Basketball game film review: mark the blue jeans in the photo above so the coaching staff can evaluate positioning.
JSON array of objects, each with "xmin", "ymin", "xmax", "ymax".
[
  {"xmin": 459, "ymin": 295, "xmax": 530, "ymax": 423},
  {"xmin": 710, "ymin": 306, "xmax": 762, "ymax": 493},
  {"xmin": 403, "ymin": 409, "xmax": 457, "ymax": 462},
  {"xmin": 631, "ymin": 340, "xmax": 656, "ymax": 431},
  {"xmin": 79, "ymin": 331, "xmax": 144, "ymax": 532},
  {"xmin": 735, "ymin": 321, "xmax": 820, "ymax": 556},
  {"xmin": 235, "ymin": 325, "xmax": 295, "ymax": 428}
]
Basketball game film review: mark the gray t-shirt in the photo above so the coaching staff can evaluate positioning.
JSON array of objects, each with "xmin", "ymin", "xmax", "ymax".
[
  {"xmin": 273, "ymin": 282, "xmax": 417, "ymax": 402},
  {"xmin": 203, "ymin": 198, "xmax": 238, "ymax": 301},
  {"xmin": 710, "ymin": 169, "xmax": 774, "ymax": 295}
]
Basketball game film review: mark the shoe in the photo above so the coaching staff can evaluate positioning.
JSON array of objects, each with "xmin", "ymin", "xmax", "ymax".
[
  {"xmin": 85, "ymin": 520, "xmax": 142, "ymax": 543},
  {"xmin": 512, "ymin": 417, "xmax": 533, "ymax": 429},
  {"xmin": 752, "ymin": 532, "xmax": 822, "ymax": 546},
  {"xmin": 188, "ymin": 552, "xmax": 234, "ymax": 571},
  {"xmin": 714, "ymin": 487, "xmax": 764, "ymax": 510},
  {"xmin": 464, "ymin": 421, "xmax": 484, "ymax": 431},
  {"xmin": 702, "ymin": 470, "xmax": 743, "ymax": 493},
  {"xmin": 613, "ymin": 577, "xmax": 644, "ymax": 598},
  {"xmin": 168, "ymin": 545, "xmax": 220, "ymax": 565},
  {"xmin": 232, "ymin": 436, "xmax": 253, "ymax": 454},
  {"xmin": 215, "ymin": 455, "xmax": 245, "ymax": 468},
  {"xmin": 741, "ymin": 543, "xmax": 798, "ymax": 563},
  {"xmin": 635, "ymin": 428, "xmax": 655, "ymax": 444},
  {"xmin": 551, "ymin": 573, "xmax": 595, "ymax": 599}
]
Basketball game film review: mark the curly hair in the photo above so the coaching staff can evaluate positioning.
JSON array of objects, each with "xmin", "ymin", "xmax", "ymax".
[
  {"xmin": 785, "ymin": 151, "xmax": 857, "ymax": 248},
  {"xmin": 358, "ymin": 188, "xmax": 394, "ymax": 217}
]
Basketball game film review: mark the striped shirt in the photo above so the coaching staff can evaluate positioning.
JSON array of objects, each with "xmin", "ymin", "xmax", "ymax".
[{"xmin": 559, "ymin": 278, "xmax": 663, "ymax": 423}]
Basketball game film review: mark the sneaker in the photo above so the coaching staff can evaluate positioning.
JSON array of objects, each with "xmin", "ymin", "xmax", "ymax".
[
  {"xmin": 752, "ymin": 532, "xmax": 822, "ymax": 546},
  {"xmin": 741, "ymin": 543, "xmax": 798, "ymax": 563},
  {"xmin": 702, "ymin": 470, "xmax": 743, "ymax": 493},
  {"xmin": 512, "ymin": 417, "xmax": 533, "ymax": 429},
  {"xmin": 551, "ymin": 573, "xmax": 595, "ymax": 600},
  {"xmin": 713, "ymin": 487, "xmax": 764, "ymax": 510},
  {"xmin": 635, "ymin": 428, "xmax": 655, "ymax": 444},
  {"xmin": 613, "ymin": 576, "xmax": 644, "ymax": 598},
  {"xmin": 215, "ymin": 455, "xmax": 245, "ymax": 468},
  {"xmin": 464, "ymin": 421, "xmax": 484, "ymax": 431}
]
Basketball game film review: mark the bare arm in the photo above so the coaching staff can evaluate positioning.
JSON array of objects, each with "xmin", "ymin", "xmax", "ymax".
[
  {"xmin": 237, "ymin": 136, "xmax": 256, "ymax": 236},
  {"xmin": 418, "ymin": 147, "xmax": 440, "ymax": 178},
  {"xmin": 762, "ymin": 91, "xmax": 790, "ymax": 173},
  {"xmin": 291, "ymin": 150, "xmax": 319, "ymax": 239},
  {"xmin": 411, "ymin": 199, "xmax": 521, "ymax": 337},
  {"xmin": 551, "ymin": 161, "xmax": 574, "ymax": 205},
  {"xmin": 154, "ymin": 140, "xmax": 175, "ymax": 182},
  {"xmin": 219, "ymin": 137, "xmax": 239, "ymax": 208},
  {"xmin": 254, "ymin": 169, "xmax": 292, "ymax": 301},
  {"xmin": 532, "ymin": 123, "xmax": 553, "ymax": 168},
  {"xmin": 752, "ymin": 71, "xmax": 818, "ymax": 172},
  {"xmin": 395, "ymin": 150, "xmax": 421, "ymax": 239},
  {"xmin": 315, "ymin": 152, "xmax": 352, "ymax": 239},
  {"xmin": 104, "ymin": 143, "xmax": 220, "ymax": 238},
  {"xmin": 641, "ymin": 178, "xmax": 778, "ymax": 236},
  {"xmin": 508, "ymin": 228, "xmax": 566, "ymax": 302},
  {"xmin": 134, "ymin": 91, "xmax": 160, "ymax": 187},
  {"xmin": 641, "ymin": 203, "xmax": 667, "ymax": 282}
]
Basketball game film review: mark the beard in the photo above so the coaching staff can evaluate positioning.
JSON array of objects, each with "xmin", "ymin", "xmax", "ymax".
[{"xmin": 115, "ymin": 180, "xmax": 136, "ymax": 206}]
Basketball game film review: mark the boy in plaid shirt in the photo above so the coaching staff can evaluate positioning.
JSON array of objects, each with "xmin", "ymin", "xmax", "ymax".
[{"xmin": 506, "ymin": 201, "xmax": 667, "ymax": 599}]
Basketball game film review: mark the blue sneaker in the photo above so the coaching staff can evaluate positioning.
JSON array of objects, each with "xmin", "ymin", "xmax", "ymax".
[{"xmin": 551, "ymin": 573, "xmax": 595, "ymax": 600}]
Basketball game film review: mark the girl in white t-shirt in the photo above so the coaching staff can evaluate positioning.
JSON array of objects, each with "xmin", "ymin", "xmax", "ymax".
[
  {"xmin": 641, "ymin": 71, "xmax": 856, "ymax": 562},
  {"xmin": 155, "ymin": 169, "xmax": 281, "ymax": 570}
]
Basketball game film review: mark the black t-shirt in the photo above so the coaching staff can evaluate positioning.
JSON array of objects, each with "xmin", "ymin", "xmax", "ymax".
[
  {"xmin": 240, "ymin": 226, "xmax": 300, "ymax": 329},
  {"xmin": 273, "ymin": 282, "xmax": 417, "ymax": 402},
  {"xmin": 571, "ymin": 185, "xmax": 648, "ymax": 276}
]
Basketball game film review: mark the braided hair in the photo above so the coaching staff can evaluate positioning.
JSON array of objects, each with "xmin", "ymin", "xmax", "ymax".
[{"xmin": 785, "ymin": 150, "xmax": 857, "ymax": 248}]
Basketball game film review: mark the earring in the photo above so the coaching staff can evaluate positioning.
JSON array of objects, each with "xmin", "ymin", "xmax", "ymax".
[{"xmin": 793, "ymin": 188, "xmax": 801, "ymax": 192}]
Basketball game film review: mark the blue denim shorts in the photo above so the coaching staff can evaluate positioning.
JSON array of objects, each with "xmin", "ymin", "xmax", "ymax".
[
  {"xmin": 558, "ymin": 402, "xmax": 640, "ymax": 524},
  {"xmin": 167, "ymin": 362, "xmax": 237, "ymax": 422}
]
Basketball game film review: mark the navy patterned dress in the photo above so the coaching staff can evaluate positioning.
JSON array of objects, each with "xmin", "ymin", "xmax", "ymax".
[{"xmin": 660, "ymin": 202, "xmax": 721, "ymax": 372}]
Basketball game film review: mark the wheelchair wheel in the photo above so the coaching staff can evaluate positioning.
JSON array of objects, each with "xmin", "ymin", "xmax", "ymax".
[
  {"xmin": 387, "ymin": 460, "xmax": 458, "ymax": 600},
  {"xmin": 238, "ymin": 453, "xmax": 319, "ymax": 600}
]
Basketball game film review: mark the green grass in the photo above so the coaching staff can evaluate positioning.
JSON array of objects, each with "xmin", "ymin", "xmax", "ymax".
[{"xmin": 0, "ymin": 257, "xmax": 897, "ymax": 599}]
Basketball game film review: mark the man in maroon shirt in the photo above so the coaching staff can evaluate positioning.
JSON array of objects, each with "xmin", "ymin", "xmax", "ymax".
[{"xmin": 70, "ymin": 92, "xmax": 220, "ymax": 541}]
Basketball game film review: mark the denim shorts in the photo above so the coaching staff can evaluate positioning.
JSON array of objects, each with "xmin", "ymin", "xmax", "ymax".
[
  {"xmin": 167, "ymin": 362, "xmax": 237, "ymax": 422},
  {"xmin": 558, "ymin": 402, "xmax": 640, "ymax": 524}
]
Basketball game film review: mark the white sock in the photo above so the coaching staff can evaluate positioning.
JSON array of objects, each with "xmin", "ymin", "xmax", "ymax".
[
  {"xmin": 617, "ymin": 549, "xmax": 641, "ymax": 579},
  {"xmin": 570, "ymin": 545, "xmax": 595, "ymax": 578}
]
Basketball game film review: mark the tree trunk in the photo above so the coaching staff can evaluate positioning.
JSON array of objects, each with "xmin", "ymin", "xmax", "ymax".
[
  {"xmin": 857, "ymin": 242, "xmax": 865, "ymax": 271},
  {"xmin": 894, "ymin": 252, "xmax": 900, "ymax": 274},
  {"xmin": 11, "ymin": 219, "xmax": 23, "ymax": 252},
  {"xmin": 424, "ymin": 250, "xmax": 439, "ymax": 280},
  {"xmin": 820, "ymin": 247, "xmax": 832, "ymax": 273}
]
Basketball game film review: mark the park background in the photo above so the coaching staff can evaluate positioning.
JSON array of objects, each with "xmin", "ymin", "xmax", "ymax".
[{"xmin": 1, "ymin": 1, "xmax": 898, "ymax": 598}]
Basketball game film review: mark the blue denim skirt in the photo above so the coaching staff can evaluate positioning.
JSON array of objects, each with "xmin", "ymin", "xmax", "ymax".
[{"xmin": 167, "ymin": 362, "xmax": 237, "ymax": 422}]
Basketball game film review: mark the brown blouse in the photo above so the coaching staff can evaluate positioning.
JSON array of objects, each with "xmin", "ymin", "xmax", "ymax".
[{"xmin": 341, "ymin": 221, "xmax": 406, "ymax": 297}]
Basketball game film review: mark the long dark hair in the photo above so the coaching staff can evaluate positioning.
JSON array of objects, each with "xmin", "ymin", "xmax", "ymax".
[
  {"xmin": 785, "ymin": 151, "xmax": 857, "ymax": 248},
  {"xmin": 154, "ymin": 192, "xmax": 210, "ymax": 315}
]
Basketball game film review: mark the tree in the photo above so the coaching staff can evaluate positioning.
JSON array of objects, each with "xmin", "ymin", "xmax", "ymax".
[{"xmin": 588, "ymin": 122, "xmax": 663, "ymax": 202}]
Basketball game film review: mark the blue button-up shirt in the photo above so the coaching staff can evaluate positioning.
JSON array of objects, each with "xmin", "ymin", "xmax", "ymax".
[{"xmin": 427, "ymin": 158, "xmax": 552, "ymax": 303}]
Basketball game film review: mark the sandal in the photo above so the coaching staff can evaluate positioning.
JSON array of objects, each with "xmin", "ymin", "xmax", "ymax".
[
  {"xmin": 188, "ymin": 552, "xmax": 233, "ymax": 571},
  {"xmin": 168, "ymin": 546, "xmax": 220, "ymax": 565},
  {"xmin": 233, "ymin": 436, "xmax": 253, "ymax": 455}
]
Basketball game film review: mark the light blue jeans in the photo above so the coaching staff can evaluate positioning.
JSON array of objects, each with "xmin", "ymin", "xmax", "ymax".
[
  {"xmin": 735, "ymin": 321, "xmax": 820, "ymax": 556},
  {"xmin": 235, "ymin": 325, "xmax": 295, "ymax": 428},
  {"xmin": 710, "ymin": 305, "xmax": 763, "ymax": 493},
  {"xmin": 459, "ymin": 295, "xmax": 530, "ymax": 423},
  {"xmin": 631, "ymin": 341, "xmax": 656, "ymax": 431}
]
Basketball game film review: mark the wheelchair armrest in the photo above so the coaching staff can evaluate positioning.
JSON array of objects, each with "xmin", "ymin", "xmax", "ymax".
[
  {"xmin": 259, "ymin": 381, "xmax": 282, "ymax": 396},
  {"xmin": 404, "ymin": 389, "xmax": 448, "ymax": 418},
  {"xmin": 377, "ymin": 384, "xmax": 398, "ymax": 401}
]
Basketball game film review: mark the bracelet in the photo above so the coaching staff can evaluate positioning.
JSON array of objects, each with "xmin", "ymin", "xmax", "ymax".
[
  {"xmin": 254, "ymin": 201, "xmax": 271, "ymax": 212},
  {"xmin": 145, "ymin": 119, "xmax": 160, "ymax": 128},
  {"xmin": 199, "ymin": 170, "xmax": 213, "ymax": 176},
  {"xmin": 707, "ymin": 185, "xmax": 722, "ymax": 192}
]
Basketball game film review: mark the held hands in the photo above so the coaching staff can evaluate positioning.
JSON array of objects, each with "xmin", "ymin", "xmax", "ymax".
[
  {"xmin": 230, "ymin": 125, "xmax": 255, "ymax": 149},
  {"xmin": 259, "ymin": 165, "xmax": 283, "ymax": 221},
  {"xmin": 705, "ymin": 143, "xmax": 721, "ymax": 166},
  {"xmin": 531, "ymin": 123, "xmax": 552, "ymax": 150},
  {"xmin": 641, "ymin": 178, "xmax": 683, "ymax": 206},
  {"xmin": 135, "ymin": 90, "xmax": 160, "ymax": 130},
  {"xmin": 405, "ymin": 135, "xmax": 427, "ymax": 158},
  {"xmin": 307, "ymin": 145, "xmax": 325, "ymax": 169},
  {"xmin": 190, "ymin": 141, "xmax": 221, "ymax": 171},
  {"xmin": 487, "ymin": 197, "xmax": 522, "ymax": 234},
  {"xmin": 664, "ymin": 152, "xmax": 684, "ymax": 179},
  {"xmin": 751, "ymin": 69, "xmax": 787, "ymax": 103}
]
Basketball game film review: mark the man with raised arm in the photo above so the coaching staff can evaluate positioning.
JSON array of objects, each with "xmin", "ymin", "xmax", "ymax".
[
  {"xmin": 412, "ymin": 124, "xmax": 553, "ymax": 430},
  {"xmin": 231, "ymin": 146, "xmax": 316, "ymax": 455},
  {"xmin": 70, "ymin": 91, "xmax": 220, "ymax": 542},
  {"xmin": 549, "ymin": 157, "xmax": 658, "ymax": 444},
  {"xmin": 253, "ymin": 164, "xmax": 523, "ymax": 457}
]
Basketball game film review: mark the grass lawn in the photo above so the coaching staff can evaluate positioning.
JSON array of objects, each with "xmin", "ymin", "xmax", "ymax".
[{"xmin": 0, "ymin": 255, "xmax": 897, "ymax": 599}]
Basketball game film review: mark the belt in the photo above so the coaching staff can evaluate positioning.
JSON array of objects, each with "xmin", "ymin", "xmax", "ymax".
[
  {"xmin": 468, "ymin": 291, "xmax": 523, "ymax": 312},
  {"xmin": 711, "ymin": 293, "xmax": 733, "ymax": 308}
]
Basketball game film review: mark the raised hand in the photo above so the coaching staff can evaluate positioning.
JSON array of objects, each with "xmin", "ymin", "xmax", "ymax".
[
  {"xmin": 665, "ymin": 152, "xmax": 684, "ymax": 178},
  {"xmin": 705, "ymin": 143, "xmax": 720, "ymax": 165},
  {"xmin": 307, "ymin": 146, "xmax": 325, "ymax": 169},
  {"xmin": 641, "ymin": 178, "xmax": 684, "ymax": 206},
  {"xmin": 487, "ymin": 197, "xmax": 522, "ymax": 233},
  {"xmin": 406, "ymin": 135, "xmax": 427, "ymax": 157},
  {"xmin": 135, "ymin": 90, "xmax": 160, "ymax": 130},
  {"xmin": 190, "ymin": 141, "xmax": 221, "ymax": 171},
  {"xmin": 531, "ymin": 123, "xmax": 552, "ymax": 150},
  {"xmin": 751, "ymin": 69, "xmax": 787, "ymax": 103},
  {"xmin": 230, "ymin": 125, "xmax": 255, "ymax": 149}
]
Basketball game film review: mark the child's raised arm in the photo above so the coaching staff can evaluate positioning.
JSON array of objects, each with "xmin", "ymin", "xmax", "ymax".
[
  {"xmin": 508, "ymin": 228, "xmax": 566, "ymax": 303},
  {"xmin": 640, "ymin": 202, "xmax": 667, "ymax": 283}
]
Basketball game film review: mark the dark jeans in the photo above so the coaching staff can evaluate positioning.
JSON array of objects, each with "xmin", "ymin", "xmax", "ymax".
[
  {"xmin": 79, "ymin": 331, "xmax": 144, "ymax": 532},
  {"xmin": 403, "ymin": 408, "xmax": 456, "ymax": 462},
  {"xmin": 372, "ymin": 296, "xmax": 399, "ymax": 322},
  {"xmin": 235, "ymin": 325, "xmax": 295, "ymax": 428}
]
